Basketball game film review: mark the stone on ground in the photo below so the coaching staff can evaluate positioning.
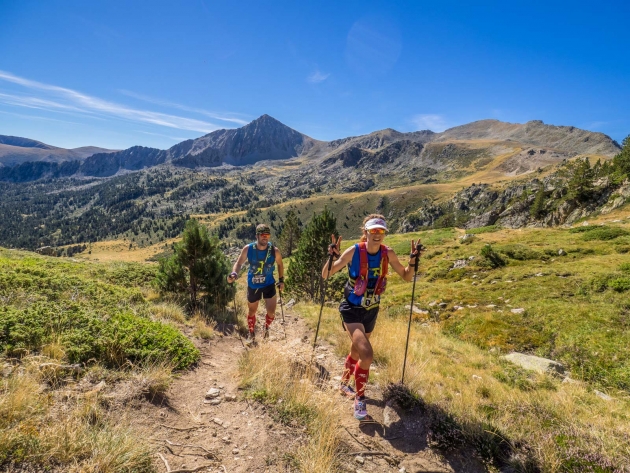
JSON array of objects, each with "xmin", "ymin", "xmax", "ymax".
[{"xmin": 503, "ymin": 352, "xmax": 565, "ymax": 376}]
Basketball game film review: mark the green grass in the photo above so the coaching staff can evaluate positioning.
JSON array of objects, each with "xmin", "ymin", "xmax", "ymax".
[
  {"xmin": 290, "ymin": 223, "xmax": 630, "ymax": 470},
  {"xmin": 0, "ymin": 250, "xmax": 199, "ymax": 369},
  {"xmin": 303, "ymin": 226, "xmax": 630, "ymax": 391}
]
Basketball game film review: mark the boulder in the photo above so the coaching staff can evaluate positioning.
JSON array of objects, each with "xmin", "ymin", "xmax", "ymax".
[
  {"xmin": 451, "ymin": 259, "xmax": 468, "ymax": 270},
  {"xmin": 503, "ymin": 352, "xmax": 565, "ymax": 377}
]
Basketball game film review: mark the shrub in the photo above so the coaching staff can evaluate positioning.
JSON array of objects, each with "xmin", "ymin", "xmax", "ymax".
[
  {"xmin": 570, "ymin": 225, "xmax": 629, "ymax": 241},
  {"xmin": 479, "ymin": 245, "xmax": 506, "ymax": 268},
  {"xmin": 467, "ymin": 225, "xmax": 502, "ymax": 235},
  {"xmin": 582, "ymin": 227, "xmax": 629, "ymax": 241},
  {"xmin": 608, "ymin": 277, "xmax": 630, "ymax": 293},
  {"xmin": 499, "ymin": 244, "xmax": 545, "ymax": 261},
  {"xmin": 619, "ymin": 263, "xmax": 630, "ymax": 273},
  {"xmin": 0, "ymin": 254, "xmax": 199, "ymax": 370}
]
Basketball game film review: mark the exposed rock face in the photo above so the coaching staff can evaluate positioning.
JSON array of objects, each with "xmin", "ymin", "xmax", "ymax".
[
  {"xmin": 189, "ymin": 114, "xmax": 315, "ymax": 166},
  {"xmin": 401, "ymin": 169, "xmax": 627, "ymax": 232}
]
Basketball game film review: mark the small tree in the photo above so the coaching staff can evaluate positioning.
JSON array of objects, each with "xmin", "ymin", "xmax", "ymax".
[
  {"xmin": 530, "ymin": 186, "xmax": 546, "ymax": 218},
  {"xmin": 277, "ymin": 210, "xmax": 302, "ymax": 257},
  {"xmin": 567, "ymin": 158, "xmax": 594, "ymax": 202},
  {"xmin": 612, "ymin": 135, "xmax": 630, "ymax": 180},
  {"xmin": 155, "ymin": 219, "xmax": 233, "ymax": 312},
  {"xmin": 286, "ymin": 207, "xmax": 338, "ymax": 301}
]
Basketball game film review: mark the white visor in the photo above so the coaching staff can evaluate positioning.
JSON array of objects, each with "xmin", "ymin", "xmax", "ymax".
[{"xmin": 364, "ymin": 218, "xmax": 388, "ymax": 231}]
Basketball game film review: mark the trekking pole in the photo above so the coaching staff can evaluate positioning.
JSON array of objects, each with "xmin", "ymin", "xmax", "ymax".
[
  {"xmin": 401, "ymin": 241, "xmax": 423, "ymax": 384},
  {"xmin": 313, "ymin": 254, "xmax": 333, "ymax": 350},
  {"xmin": 277, "ymin": 284, "xmax": 287, "ymax": 340},
  {"xmin": 231, "ymin": 281, "xmax": 245, "ymax": 348}
]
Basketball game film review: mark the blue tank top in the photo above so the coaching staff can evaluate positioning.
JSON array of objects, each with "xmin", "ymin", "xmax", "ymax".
[
  {"xmin": 247, "ymin": 242, "xmax": 276, "ymax": 289},
  {"xmin": 345, "ymin": 243, "xmax": 384, "ymax": 308}
]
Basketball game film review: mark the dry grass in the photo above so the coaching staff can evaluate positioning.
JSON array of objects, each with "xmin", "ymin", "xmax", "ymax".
[
  {"xmin": 0, "ymin": 358, "xmax": 154, "ymax": 472},
  {"xmin": 295, "ymin": 296, "xmax": 630, "ymax": 471},
  {"xmin": 191, "ymin": 315, "xmax": 216, "ymax": 340},
  {"xmin": 150, "ymin": 301, "xmax": 187, "ymax": 324},
  {"xmin": 238, "ymin": 343, "xmax": 342, "ymax": 472}
]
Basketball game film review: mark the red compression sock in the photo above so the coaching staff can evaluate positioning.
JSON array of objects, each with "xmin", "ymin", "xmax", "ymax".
[
  {"xmin": 247, "ymin": 314, "xmax": 256, "ymax": 332},
  {"xmin": 354, "ymin": 364, "xmax": 370, "ymax": 397},
  {"xmin": 341, "ymin": 354, "xmax": 358, "ymax": 385},
  {"xmin": 265, "ymin": 313, "xmax": 274, "ymax": 328}
]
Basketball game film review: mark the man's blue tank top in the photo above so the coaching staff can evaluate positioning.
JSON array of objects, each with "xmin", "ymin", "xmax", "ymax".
[
  {"xmin": 247, "ymin": 242, "xmax": 276, "ymax": 289},
  {"xmin": 345, "ymin": 243, "xmax": 383, "ymax": 308}
]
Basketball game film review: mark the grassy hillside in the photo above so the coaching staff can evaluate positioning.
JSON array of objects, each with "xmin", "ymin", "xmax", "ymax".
[
  {"xmin": 0, "ymin": 249, "xmax": 200, "ymax": 472},
  {"xmin": 286, "ymin": 221, "xmax": 630, "ymax": 471}
]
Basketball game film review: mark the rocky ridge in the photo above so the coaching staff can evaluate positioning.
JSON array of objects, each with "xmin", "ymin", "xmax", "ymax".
[{"xmin": 0, "ymin": 117, "xmax": 621, "ymax": 182}]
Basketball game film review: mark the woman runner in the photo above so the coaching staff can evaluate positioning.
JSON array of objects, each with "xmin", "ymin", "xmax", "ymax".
[{"xmin": 322, "ymin": 214, "xmax": 422, "ymax": 420}]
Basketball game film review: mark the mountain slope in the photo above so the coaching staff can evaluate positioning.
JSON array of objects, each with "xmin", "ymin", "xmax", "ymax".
[
  {"xmin": 0, "ymin": 135, "xmax": 116, "ymax": 166},
  {"xmin": 0, "ymin": 117, "xmax": 622, "ymax": 182},
  {"xmin": 437, "ymin": 119, "xmax": 620, "ymax": 156},
  {"xmin": 185, "ymin": 114, "xmax": 319, "ymax": 166}
]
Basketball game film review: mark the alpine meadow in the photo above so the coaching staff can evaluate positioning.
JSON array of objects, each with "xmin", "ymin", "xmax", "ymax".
[{"xmin": 2, "ymin": 2, "xmax": 630, "ymax": 472}]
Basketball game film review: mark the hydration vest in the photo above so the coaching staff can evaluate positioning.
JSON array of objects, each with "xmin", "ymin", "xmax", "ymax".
[
  {"xmin": 247, "ymin": 242, "xmax": 276, "ymax": 289},
  {"xmin": 345, "ymin": 242, "xmax": 389, "ymax": 308}
]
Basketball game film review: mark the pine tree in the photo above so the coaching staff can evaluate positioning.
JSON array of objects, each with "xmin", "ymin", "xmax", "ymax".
[
  {"xmin": 612, "ymin": 135, "xmax": 630, "ymax": 179},
  {"xmin": 155, "ymin": 219, "xmax": 234, "ymax": 312},
  {"xmin": 277, "ymin": 210, "xmax": 302, "ymax": 257},
  {"xmin": 567, "ymin": 158, "xmax": 594, "ymax": 202},
  {"xmin": 530, "ymin": 185, "xmax": 546, "ymax": 218},
  {"xmin": 286, "ymin": 207, "xmax": 338, "ymax": 301}
]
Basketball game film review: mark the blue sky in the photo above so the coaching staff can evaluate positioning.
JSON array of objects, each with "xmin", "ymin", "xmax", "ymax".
[{"xmin": 0, "ymin": 0, "xmax": 628, "ymax": 150}]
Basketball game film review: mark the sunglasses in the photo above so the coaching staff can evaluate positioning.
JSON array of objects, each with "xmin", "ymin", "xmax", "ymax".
[
  {"xmin": 258, "ymin": 233, "xmax": 271, "ymax": 237},
  {"xmin": 368, "ymin": 228, "xmax": 387, "ymax": 235}
]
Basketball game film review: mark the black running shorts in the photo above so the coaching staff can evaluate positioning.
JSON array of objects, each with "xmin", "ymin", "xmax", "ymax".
[
  {"xmin": 247, "ymin": 284, "xmax": 277, "ymax": 303},
  {"xmin": 338, "ymin": 299, "xmax": 379, "ymax": 334}
]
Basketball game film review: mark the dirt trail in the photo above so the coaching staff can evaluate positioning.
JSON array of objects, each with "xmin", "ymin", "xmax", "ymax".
[{"xmin": 135, "ymin": 306, "xmax": 488, "ymax": 473}]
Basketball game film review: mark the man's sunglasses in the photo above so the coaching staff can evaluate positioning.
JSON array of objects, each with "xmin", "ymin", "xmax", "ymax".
[
  {"xmin": 258, "ymin": 233, "xmax": 271, "ymax": 237},
  {"xmin": 368, "ymin": 228, "xmax": 387, "ymax": 235}
]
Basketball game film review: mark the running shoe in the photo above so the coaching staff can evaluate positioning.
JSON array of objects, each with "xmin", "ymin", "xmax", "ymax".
[
  {"xmin": 339, "ymin": 383, "xmax": 356, "ymax": 398},
  {"xmin": 263, "ymin": 326, "xmax": 270, "ymax": 339},
  {"xmin": 354, "ymin": 395, "xmax": 368, "ymax": 420},
  {"xmin": 245, "ymin": 331, "xmax": 256, "ymax": 344}
]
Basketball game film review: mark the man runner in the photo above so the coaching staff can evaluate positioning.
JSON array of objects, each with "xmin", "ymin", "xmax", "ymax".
[
  {"xmin": 323, "ymin": 214, "xmax": 422, "ymax": 420},
  {"xmin": 227, "ymin": 224, "xmax": 285, "ymax": 342}
]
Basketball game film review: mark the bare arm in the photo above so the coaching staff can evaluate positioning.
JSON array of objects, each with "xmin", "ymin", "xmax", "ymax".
[
  {"xmin": 227, "ymin": 246, "xmax": 249, "ymax": 282},
  {"xmin": 322, "ymin": 245, "xmax": 355, "ymax": 279}
]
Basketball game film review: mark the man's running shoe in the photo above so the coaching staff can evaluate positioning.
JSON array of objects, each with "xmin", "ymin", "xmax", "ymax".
[
  {"xmin": 339, "ymin": 383, "xmax": 356, "ymax": 398},
  {"xmin": 354, "ymin": 395, "xmax": 368, "ymax": 420},
  {"xmin": 245, "ymin": 331, "xmax": 256, "ymax": 344},
  {"xmin": 263, "ymin": 326, "xmax": 270, "ymax": 339}
]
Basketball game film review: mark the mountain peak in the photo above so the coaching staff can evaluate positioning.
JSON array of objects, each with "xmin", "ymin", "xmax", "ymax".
[{"xmin": 249, "ymin": 114, "xmax": 285, "ymax": 127}]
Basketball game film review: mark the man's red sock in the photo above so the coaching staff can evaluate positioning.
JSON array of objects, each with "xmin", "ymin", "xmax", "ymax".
[
  {"xmin": 247, "ymin": 314, "xmax": 256, "ymax": 332},
  {"xmin": 354, "ymin": 364, "xmax": 370, "ymax": 397},
  {"xmin": 341, "ymin": 354, "xmax": 358, "ymax": 385},
  {"xmin": 265, "ymin": 313, "xmax": 274, "ymax": 328}
]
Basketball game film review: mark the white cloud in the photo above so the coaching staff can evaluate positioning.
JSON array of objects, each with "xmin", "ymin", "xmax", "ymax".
[
  {"xmin": 412, "ymin": 114, "xmax": 448, "ymax": 132},
  {"xmin": 118, "ymin": 89, "xmax": 249, "ymax": 125},
  {"xmin": 307, "ymin": 70, "xmax": 330, "ymax": 84},
  {"xmin": 0, "ymin": 70, "xmax": 235, "ymax": 133},
  {"xmin": 137, "ymin": 130, "xmax": 190, "ymax": 141}
]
